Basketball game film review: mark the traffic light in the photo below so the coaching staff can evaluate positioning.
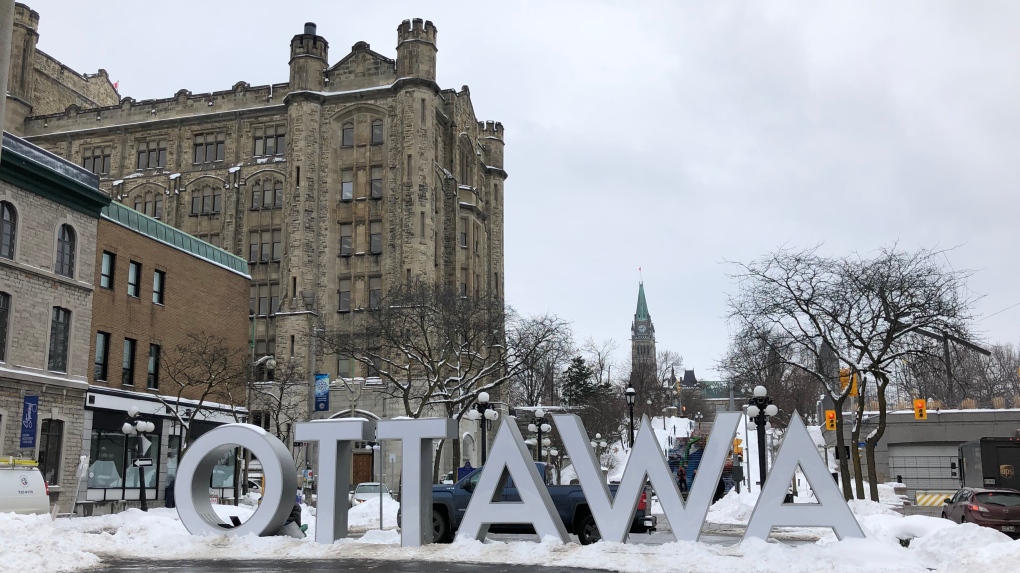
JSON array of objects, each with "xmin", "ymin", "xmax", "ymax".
[
  {"xmin": 732, "ymin": 438, "xmax": 743, "ymax": 456},
  {"xmin": 914, "ymin": 399, "xmax": 927, "ymax": 420},
  {"xmin": 824, "ymin": 410, "xmax": 837, "ymax": 431}
]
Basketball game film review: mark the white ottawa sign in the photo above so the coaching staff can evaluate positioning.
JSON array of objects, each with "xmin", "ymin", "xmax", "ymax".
[{"xmin": 175, "ymin": 411, "xmax": 864, "ymax": 545}]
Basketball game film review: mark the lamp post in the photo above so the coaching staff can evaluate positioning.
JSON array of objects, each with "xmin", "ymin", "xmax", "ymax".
[
  {"xmin": 746, "ymin": 385, "xmax": 778, "ymax": 490},
  {"xmin": 121, "ymin": 406, "xmax": 155, "ymax": 511},
  {"xmin": 694, "ymin": 411, "xmax": 704, "ymax": 432},
  {"xmin": 465, "ymin": 392, "xmax": 499, "ymax": 465},
  {"xmin": 365, "ymin": 442, "xmax": 379, "ymax": 482},
  {"xmin": 625, "ymin": 386, "xmax": 636, "ymax": 447},
  {"xmin": 527, "ymin": 409, "xmax": 551, "ymax": 462}
]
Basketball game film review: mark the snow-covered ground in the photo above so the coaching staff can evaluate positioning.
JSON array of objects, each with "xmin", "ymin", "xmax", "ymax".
[{"xmin": 2, "ymin": 489, "xmax": 1018, "ymax": 573}]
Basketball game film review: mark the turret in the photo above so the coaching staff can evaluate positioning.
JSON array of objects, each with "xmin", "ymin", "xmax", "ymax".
[
  {"xmin": 396, "ymin": 18, "xmax": 437, "ymax": 81},
  {"xmin": 289, "ymin": 22, "xmax": 328, "ymax": 92},
  {"xmin": 478, "ymin": 120, "xmax": 505, "ymax": 170},
  {"xmin": 4, "ymin": 3, "xmax": 40, "ymax": 133}
]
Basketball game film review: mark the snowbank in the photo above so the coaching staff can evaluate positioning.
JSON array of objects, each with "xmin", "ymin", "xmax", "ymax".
[{"xmin": 347, "ymin": 495, "xmax": 400, "ymax": 530}]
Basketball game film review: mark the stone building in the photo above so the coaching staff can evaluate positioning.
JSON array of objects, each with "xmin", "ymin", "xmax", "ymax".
[
  {"xmin": 0, "ymin": 131, "xmax": 109, "ymax": 512},
  {"xmin": 81, "ymin": 201, "xmax": 250, "ymax": 512},
  {"xmin": 6, "ymin": 5, "xmax": 507, "ymax": 487}
]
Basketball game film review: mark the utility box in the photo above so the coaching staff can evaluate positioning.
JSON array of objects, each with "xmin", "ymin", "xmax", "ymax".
[{"xmin": 959, "ymin": 437, "xmax": 1020, "ymax": 490}]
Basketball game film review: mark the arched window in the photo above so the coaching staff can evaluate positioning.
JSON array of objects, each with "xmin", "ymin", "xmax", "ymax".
[
  {"xmin": 0, "ymin": 201, "xmax": 16, "ymax": 260},
  {"xmin": 55, "ymin": 224, "xmax": 76, "ymax": 278},
  {"xmin": 371, "ymin": 119, "xmax": 384, "ymax": 145}
]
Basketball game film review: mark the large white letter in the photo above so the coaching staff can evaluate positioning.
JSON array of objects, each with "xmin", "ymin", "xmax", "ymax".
[
  {"xmin": 744, "ymin": 412, "xmax": 865, "ymax": 541},
  {"xmin": 555, "ymin": 413, "xmax": 740, "ymax": 542},
  {"xmin": 377, "ymin": 417, "xmax": 457, "ymax": 547},
  {"xmin": 456, "ymin": 418, "xmax": 569, "ymax": 543},
  {"xmin": 175, "ymin": 423, "xmax": 296, "ymax": 537},
  {"xmin": 295, "ymin": 418, "xmax": 375, "ymax": 544}
]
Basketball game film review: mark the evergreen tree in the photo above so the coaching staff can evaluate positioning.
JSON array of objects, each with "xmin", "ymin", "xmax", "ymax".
[{"xmin": 562, "ymin": 356, "xmax": 596, "ymax": 404}]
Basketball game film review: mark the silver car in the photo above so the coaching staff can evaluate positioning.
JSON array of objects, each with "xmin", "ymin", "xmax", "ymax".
[{"xmin": 349, "ymin": 482, "xmax": 391, "ymax": 506}]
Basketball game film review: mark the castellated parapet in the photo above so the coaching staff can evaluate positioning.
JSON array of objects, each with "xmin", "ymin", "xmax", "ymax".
[{"xmin": 396, "ymin": 18, "xmax": 438, "ymax": 81}]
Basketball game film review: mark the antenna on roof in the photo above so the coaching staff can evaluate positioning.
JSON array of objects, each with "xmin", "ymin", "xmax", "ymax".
[{"xmin": 639, "ymin": 266, "xmax": 643, "ymax": 283}]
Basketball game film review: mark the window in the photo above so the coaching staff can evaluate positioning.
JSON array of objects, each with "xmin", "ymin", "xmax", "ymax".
[
  {"xmin": 147, "ymin": 344, "xmax": 160, "ymax": 389},
  {"xmin": 337, "ymin": 356, "xmax": 351, "ymax": 378},
  {"xmin": 88, "ymin": 413, "xmax": 161, "ymax": 489},
  {"xmin": 341, "ymin": 124, "xmax": 354, "ymax": 147},
  {"xmin": 371, "ymin": 120, "xmax": 384, "ymax": 145},
  {"xmin": 249, "ymin": 232, "xmax": 259, "ymax": 262},
  {"xmin": 253, "ymin": 180, "xmax": 284, "ymax": 210},
  {"xmin": 271, "ymin": 230, "xmax": 281, "ymax": 261},
  {"xmin": 251, "ymin": 183, "xmax": 261, "ymax": 209},
  {"xmin": 341, "ymin": 169, "xmax": 354, "ymax": 201},
  {"xmin": 253, "ymin": 125, "xmax": 285, "ymax": 157},
  {"xmin": 196, "ymin": 186, "xmax": 222, "ymax": 214},
  {"xmin": 47, "ymin": 307, "xmax": 71, "ymax": 372},
  {"xmin": 82, "ymin": 146, "xmax": 112, "ymax": 175},
  {"xmin": 474, "ymin": 223, "xmax": 480, "ymax": 254},
  {"xmin": 128, "ymin": 261, "xmax": 141, "ymax": 297},
  {"xmin": 0, "ymin": 292, "xmax": 9, "ymax": 362},
  {"xmin": 133, "ymin": 192, "xmax": 163, "ymax": 219},
  {"xmin": 420, "ymin": 212, "xmax": 425, "ymax": 237},
  {"xmin": 461, "ymin": 269, "xmax": 468, "ymax": 297},
  {"xmin": 191, "ymin": 192, "xmax": 201, "ymax": 215},
  {"xmin": 154, "ymin": 197, "xmax": 163, "ymax": 219},
  {"xmin": 253, "ymin": 284, "xmax": 279, "ymax": 316},
  {"xmin": 193, "ymin": 132, "xmax": 225, "ymax": 164},
  {"xmin": 94, "ymin": 332, "xmax": 110, "ymax": 381},
  {"xmin": 340, "ymin": 224, "xmax": 353, "ymax": 256},
  {"xmin": 421, "ymin": 99, "xmax": 426, "ymax": 123},
  {"xmin": 460, "ymin": 217, "xmax": 468, "ymax": 248},
  {"xmin": 370, "ymin": 166, "xmax": 383, "ymax": 199},
  {"xmin": 250, "ymin": 230, "xmax": 280, "ymax": 263},
  {"xmin": 369, "ymin": 277, "xmax": 381, "ymax": 309},
  {"xmin": 99, "ymin": 252, "xmax": 116, "ymax": 289},
  {"xmin": 366, "ymin": 356, "xmax": 381, "ymax": 380},
  {"xmin": 370, "ymin": 222, "xmax": 382, "ymax": 254},
  {"xmin": 55, "ymin": 224, "xmax": 76, "ymax": 278},
  {"xmin": 37, "ymin": 419, "xmax": 63, "ymax": 485},
  {"xmin": 195, "ymin": 232, "xmax": 220, "ymax": 248},
  {"xmin": 152, "ymin": 270, "xmax": 165, "ymax": 304},
  {"xmin": 122, "ymin": 338, "xmax": 136, "ymax": 386},
  {"xmin": 338, "ymin": 279, "xmax": 351, "ymax": 312},
  {"xmin": 0, "ymin": 201, "xmax": 16, "ymax": 259},
  {"xmin": 136, "ymin": 140, "xmax": 167, "ymax": 170}
]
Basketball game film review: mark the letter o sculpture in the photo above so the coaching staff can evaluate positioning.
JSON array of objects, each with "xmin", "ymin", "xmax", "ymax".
[{"xmin": 175, "ymin": 423, "xmax": 297, "ymax": 537}]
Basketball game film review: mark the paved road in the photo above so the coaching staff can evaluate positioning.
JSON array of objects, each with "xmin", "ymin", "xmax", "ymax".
[{"xmin": 98, "ymin": 560, "xmax": 603, "ymax": 573}]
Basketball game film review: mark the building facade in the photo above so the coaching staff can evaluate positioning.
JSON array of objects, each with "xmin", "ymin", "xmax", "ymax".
[
  {"xmin": 5, "ymin": 6, "xmax": 506, "ymax": 488},
  {"xmin": 0, "ymin": 131, "xmax": 109, "ymax": 512}
]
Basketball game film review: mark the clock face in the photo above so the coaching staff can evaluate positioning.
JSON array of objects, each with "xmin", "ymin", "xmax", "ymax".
[{"xmin": 638, "ymin": 324, "xmax": 647, "ymax": 334}]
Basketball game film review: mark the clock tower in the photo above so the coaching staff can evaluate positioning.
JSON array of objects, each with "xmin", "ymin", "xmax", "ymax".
[{"xmin": 631, "ymin": 282, "xmax": 656, "ymax": 368}]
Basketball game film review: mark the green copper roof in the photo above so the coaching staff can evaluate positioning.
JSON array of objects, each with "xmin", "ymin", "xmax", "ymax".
[{"xmin": 635, "ymin": 282, "xmax": 650, "ymax": 321}]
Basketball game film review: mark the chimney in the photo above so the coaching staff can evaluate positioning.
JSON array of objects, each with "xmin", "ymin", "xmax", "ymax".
[{"xmin": 304, "ymin": 22, "xmax": 316, "ymax": 35}]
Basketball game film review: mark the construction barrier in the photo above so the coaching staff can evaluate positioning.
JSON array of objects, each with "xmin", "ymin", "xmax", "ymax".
[{"xmin": 915, "ymin": 491, "xmax": 954, "ymax": 506}]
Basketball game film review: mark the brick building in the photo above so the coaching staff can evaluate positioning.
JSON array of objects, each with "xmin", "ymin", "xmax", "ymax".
[
  {"xmin": 81, "ymin": 201, "xmax": 250, "ymax": 511},
  {"xmin": 5, "ymin": 5, "xmax": 507, "ymax": 486},
  {"xmin": 0, "ymin": 131, "xmax": 108, "ymax": 512}
]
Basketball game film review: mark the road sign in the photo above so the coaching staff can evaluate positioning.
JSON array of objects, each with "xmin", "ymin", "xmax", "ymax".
[
  {"xmin": 133, "ymin": 458, "xmax": 153, "ymax": 468},
  {"xmin": 139, "ymin": 435, "xmax": 152, "ymax": 456}
]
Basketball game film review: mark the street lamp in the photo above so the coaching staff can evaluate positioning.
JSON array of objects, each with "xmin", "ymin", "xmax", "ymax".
[
  {"xmin": 528, "ymin": 409, "xmax": 552, "ymax": 462},
  {"xmin": 694, "ymin": 411, "xmax": 704, "ymax": 432},
  {"xmin": 365, "ymin": 442, "xmax": 380, "ymax": 481},
  {"xmin": 121, "ymin": 406, "xmax": 155, "ymax": 511},
  {"xmin": 625, "ymin": 386, "xmax": 636, "ymax": 447},
  {"xmin": 746, "ymin": 385, "xmax": 779, "ymax": 490},
  {"xmin": 465, "ymin": 392, "xmax": 499, "ymax": 465}
]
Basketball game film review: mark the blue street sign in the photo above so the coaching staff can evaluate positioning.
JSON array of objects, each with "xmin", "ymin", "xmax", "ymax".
[
  {"xmin": 20, "ymin": 396, "xmax": 39, "ymax": 449},
  {"xmin": 314, "ymin": 373, "xmax": 330, "ymax": 412}
]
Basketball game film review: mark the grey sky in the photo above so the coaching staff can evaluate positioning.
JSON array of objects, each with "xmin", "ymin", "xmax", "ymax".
[{"xmin": 28, "ymin": 0, "xmax": 1020, "ymax": 378}]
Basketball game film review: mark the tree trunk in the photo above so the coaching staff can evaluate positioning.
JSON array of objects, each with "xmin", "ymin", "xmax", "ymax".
[
  {"xmin": 865, "ymin": 374, "xmax": 890, "ymax": 502},
  {"xmin": 834, "ymin": 396, "xmax": 853, "ymax": 501},
  {"xmin": 432, "ymin": 438, "xmax": 445, "ymax": 484},
  {"xmin": 851, "ymin": 388, "xmax": 866, "ymax": 499}
]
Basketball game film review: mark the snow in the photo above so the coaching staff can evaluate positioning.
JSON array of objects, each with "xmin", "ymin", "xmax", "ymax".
[{"xmin": 1, "ymin": 499, "xmax": 1019, "ymax": 573}]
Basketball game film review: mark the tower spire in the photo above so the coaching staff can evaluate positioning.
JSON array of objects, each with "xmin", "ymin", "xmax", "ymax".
[{"xmin": 635, "ymin": 282, "xmax": 650, "ymax": 321}]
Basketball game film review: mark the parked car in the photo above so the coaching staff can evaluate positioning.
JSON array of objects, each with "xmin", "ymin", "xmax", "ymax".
[
  {"xmin": 400, "ymin": 462, "xmax": 656, "ymax": 545},
  {"xmin": 349, "ymin": 482, "xmax": 392, "ymax": 506},
  {"xmin": 942, "ymin": 487, "xmax": 1020, "ymax": 538},
  {"xmin": 0, "ymin": 463, "xmax": 50, "ymax": 515}
]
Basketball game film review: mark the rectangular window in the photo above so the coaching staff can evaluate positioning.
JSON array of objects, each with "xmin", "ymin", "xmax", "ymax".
[
  {"xmin": 474, "ymin": 223, "xmax": 480, "ymax": 254},
  {"xmin": 253, "ymin": 125, "xmax": 285, "ymax": 157},
  {"xmin": 369, "ymin": 277, "xmax": 381, "ymax": 309},
  {"xmin": 370, "ymin": 222, "xmax": 382, "ymax": 254},
  {"xmin": 421, "ymin": 98, "xmax": 426, "ymax": 123},
  {"xmin": 191, "ymin": 194, "xmax": 201, "ymax": 215},
  {"xmin": 371, "ymin": 121, "xmax": 384, "ymax": 145},
  {"xmin": 47, "ymin": 307, "xmax": 71, "ymax": 372},
  {"xmin": 152, "ymin": 270, "xmax": 165, "ymax": 304},
  {"xmin": 128, "ymin": 261, "xmax": 141, "ymax": 297},
  {"xmin": 340, "ymin": 224, "xmax": 353, "ymax": 256},
  {"xmin": 0, "ymin": 292, "xmax": 10, "ymax": 362},
  {"xmin": 249, "ymin": 286, "xmax": 257, "ymax": 316},
  {"xmin": 249, "ymin": 232, "xmax": 259, "ymax": 262},
  {"xmin": 82, "ymin": 146, "xmax": 112, "ymax": 176},
  {"xmin": 337, "ymin": 356, "xmax": 351, "ymax": 378},
  {"xmin": 154, "ymin": 198, "xmax": 163, "ymax": 220},
  {"xmin": 122, "ymin": 338, "xmax": 136, "ymax": 385},
  {"xmin": 420, "ymin": 212, "xmax": 425, "ymax": 237},
  {"xmin": 461, "ymin": 269, "xmax": 468, "ymax": 297},
  {"xmin": 370, "ymin": 166, "xmax": 383, "ymax": 199},
  {"xmin": 261, "ymin": 230, "xmax": 272, "ymax": 262},
  {"xmin": 272, "ymin": 230, "xmax": 282, "ymax": 261},
  {"xmin": 406, "ymin": 154, "xmax": 412, "ymax": 182},
  {"xmin": 341, "ymin": 169, "xmax": 354, "ymax": 201},
  {"xmin": 460, "ymin": 217, "xmax": 468, "ymax": 248},
  {"xmin": 212, "ymin": 188, "xmax": 222, "ymax": 213},
  {"xmin": 193, "ymin": 132, "xmax": 226, "ymax": 164},
  {"xmin": 100, "ymin": 251, "xmax": 115, "ymax": 289},
  {"xmin": 136, "ymin": 140, "xmax": 167, "ymax": 169},
  {"xmin": 341, "ymin": 125, "xmax": 354, "ymax": 147},
  {"xmin": 270, "ymin": 284, "xmax": 279, "ymax": 316},
  {"xmin": 258, "ymin": 285, "xmax": 268, "ymax": 316},
  {"xmin": 338, "ymin": 279, "xmax": 351, "ymax": 312},
  {"xmin": 147, "ymin": 344, "xmax": 160, "ymax": 389},
  {"xmin": 37, "ymin": 419, "xmax": 63, "ymax": 485},
  {"xmin": 94, "ymin": 331, "xmax": 110, "ymax": 381}
]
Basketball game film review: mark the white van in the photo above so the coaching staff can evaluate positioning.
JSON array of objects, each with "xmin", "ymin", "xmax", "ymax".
[{"xmin": 0, "ymin": 461, "xmax": 50, "ymax": 515}]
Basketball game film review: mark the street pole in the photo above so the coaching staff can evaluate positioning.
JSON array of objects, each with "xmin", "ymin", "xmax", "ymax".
[{"xmin": 137, "ymin": 436, "xmax": 147, "ymax": 512}]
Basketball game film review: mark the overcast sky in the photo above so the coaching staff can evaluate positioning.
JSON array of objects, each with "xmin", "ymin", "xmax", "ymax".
[{"xmin": 27, "ymin": 0, "xmax": 1020, "ymax": 379}]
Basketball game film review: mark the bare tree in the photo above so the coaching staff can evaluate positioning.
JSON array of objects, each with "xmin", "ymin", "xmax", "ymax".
[
  {"xmin": 729, "ymin": 245, "xmax": 976, "ymax": 501},
  {"xmin": 504, "ymin": 319, "xmax": 574, "ymax": 409}
]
